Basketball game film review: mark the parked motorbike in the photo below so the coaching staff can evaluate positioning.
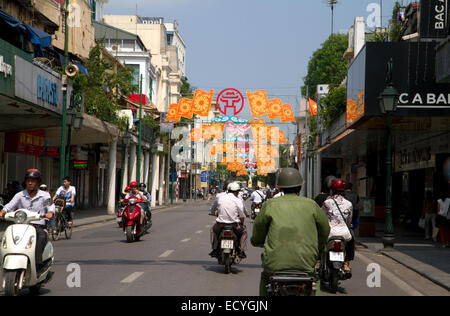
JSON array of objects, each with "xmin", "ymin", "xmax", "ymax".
[
  {"xmin": 266, "ymin": 271, "xmax": 317, "ymax": 296},
  {"xmin": 121, "ymin": 198, "xmax": 150, "ymax": 243},
  {"xmin": 251, "ymin": 203, "xmax": 262, "ymax": 220},
  {"xmin": 217, "ymin": 225, "xmax": 242, "ymax": 274},
  {"xmin": 0, "ymin": 203, "xmax": 54, "ymax": 296},
  {"xmin": 319, "ymin": 236, "xmax": 351, "ymax": 294}
]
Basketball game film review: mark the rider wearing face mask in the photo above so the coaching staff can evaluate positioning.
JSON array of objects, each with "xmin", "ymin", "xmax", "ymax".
[
  {"xmin": 251, "ymin": 168, "xmax": 330, "ymax": 296},
  {"xmin": 0, "ymin": 169, "xmax": 55, "ymax": 271}
]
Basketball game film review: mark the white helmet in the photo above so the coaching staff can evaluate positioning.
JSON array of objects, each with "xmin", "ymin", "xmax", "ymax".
[{"xmin": 228, "ymin": 182, "xmax": 241, "ymax": 192}]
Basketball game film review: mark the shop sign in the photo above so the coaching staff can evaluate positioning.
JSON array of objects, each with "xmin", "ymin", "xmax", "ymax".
[
  {"xmin": 44, "ymin": 146, "xmax": 60, "ymax": 158},
  {"xmin": 4, "ymin": 130, "xmax": 45, "ymax": 157},
  {"xmin": 73, "ymin": 160, "xmax": 88, "ymax": 170},
  {"xmin": 395, "ymin": 146, "xmax": 435, "ymax": 172},
  {"xmin": 420, "ymin": 0, "xmax": 449, "ymax": 39},
  {"xmin": 0, "ymin": 56, "xmax": 12, "ymax": 78},
  {"xmin": 15, "ymin": 56, "xmax": 72, "ymax": 115}
]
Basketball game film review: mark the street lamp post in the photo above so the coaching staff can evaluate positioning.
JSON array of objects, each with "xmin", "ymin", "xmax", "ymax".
[
  {"xmin": 378, "ymin": 58, "xmax": 399, "ymax": 249},
  {"xmin": 137, "ymin": 75, "xmax": 143, "ymax": 184},
  {"xmin": 120, "ymin": 127, "xmax": 131, "ymax": 192}
]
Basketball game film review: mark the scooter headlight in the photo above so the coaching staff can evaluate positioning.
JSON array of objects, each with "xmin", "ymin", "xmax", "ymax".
[
  {"xmin": 14, "ymin": 211, "xmax": 27, "ymax": 224},
  {"xmin": 1, "ymin": 236, "xmax": 7, "ymax": 249},
  {"xmin": 25, "ymin": 236, "xmax": 34, "ymax": 249}
]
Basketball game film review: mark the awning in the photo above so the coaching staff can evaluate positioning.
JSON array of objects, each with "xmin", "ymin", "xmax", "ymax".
[
  {"xmin": 23, "ymin": 24, "xmax": 52, "ymax": 57},
  {"xmin": 0, "ymin": 9, "xmax": 24, "ymax": 29}
]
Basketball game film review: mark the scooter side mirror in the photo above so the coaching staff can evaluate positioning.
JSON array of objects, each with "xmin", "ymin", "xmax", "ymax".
[{"xmin": 44, "ymin": 198, "xmax": 54, "ymax": 206}]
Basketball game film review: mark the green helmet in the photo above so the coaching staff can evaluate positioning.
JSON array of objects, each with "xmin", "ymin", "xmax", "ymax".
[{"xmin": 277, "ymin": 168, "xmax": 304, "ymax": 189}]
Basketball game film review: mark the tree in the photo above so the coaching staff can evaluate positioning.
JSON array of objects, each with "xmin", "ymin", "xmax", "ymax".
[
  {"xmin": 319, "ymin": 86, "xmax": 347, "ymax": 128},
  {"xmin": 76, "ymin": 44, "xmax": 137, "ymax": 128},
  {"xmin": 301, "ymin": 34, "xmax": 349, "ymax": 99},
  {"xmin": 180, "ymin": 76, "xmax": 194, "ymax": 98}
]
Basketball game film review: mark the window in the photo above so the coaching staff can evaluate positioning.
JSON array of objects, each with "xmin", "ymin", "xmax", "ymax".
[
  {"xmin": 126, "ymin": 64, "xmax": 140, "ymax": 87},
  {"xmin": 90, "ymin": 0, "xmax": 97, "ymax": 21}
]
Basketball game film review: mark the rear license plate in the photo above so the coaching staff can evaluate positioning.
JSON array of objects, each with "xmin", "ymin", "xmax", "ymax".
[
  {"xmin": 254, "ymin": 208, "xmax": 260, "ymax": 213},
  {"xmin": 221, "ymin": 240, "xmax": 234, "ymax": 249},
  {"xmin": 329, "ymin": 252, "xmax": 345, "ymax": 262}
]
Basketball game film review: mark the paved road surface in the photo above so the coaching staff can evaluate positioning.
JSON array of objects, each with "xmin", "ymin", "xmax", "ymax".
[{"xmin": 1, "ymin": 201, "xmax": 448, "ymax": 296}]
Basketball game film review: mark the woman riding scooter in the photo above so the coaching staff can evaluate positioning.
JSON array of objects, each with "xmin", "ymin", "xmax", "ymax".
[{"xmin": 321, "ymin": 180, "xmax": 354, "ymax": 273}]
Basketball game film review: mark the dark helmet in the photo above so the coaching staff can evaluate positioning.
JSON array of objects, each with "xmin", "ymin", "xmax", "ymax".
[
  {"xmin": 139, "ymin": 183, "xmax": 146, "ymax": 189},
  {"xmin": 24, "ymin": 169, "xmax": 41, "ymax": 182},
  {"xmin": 331, "ymin": 180, "xmax": 346, "ymax": 193},
  {"xmin": 277, "ymin": 168, "xmax": 304, "ymax": 189}
]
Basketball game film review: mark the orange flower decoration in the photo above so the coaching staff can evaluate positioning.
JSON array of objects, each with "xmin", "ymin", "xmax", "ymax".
[
  {"xmin": 166, "ymin": 104, "xmax": 181, "ymax": 122},
  {"xmin": 281, "ymin": 104, "xmax": 295, "ymax": 123},
  {"xmin": 209, "ymin": 123, "xmax": 225, "ymax": 140},
  {"xmin": 178, "ymin": 98, "xmax": 193, "ymax": 119},
  {"xmin": 192, "ymin": 89, "xmax": 214, "ymax": 116},
  {"xmin": 247, "ymin": 90, "xmax": 269, "ymax": 118},
  {"xmin": 268, "ymin": 99, "xmax": 283, "ymax": 120},
  {"xmin": 191, "ymin": 128, "xmax": 202, "ymax": 142},
  {"xmin": 279, "ymin": 130, "xmax": 287, "ymax": 144}
]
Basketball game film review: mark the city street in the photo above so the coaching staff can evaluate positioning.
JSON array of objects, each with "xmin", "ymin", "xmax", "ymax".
[{"xmin": 0, "ymin": 201, "xmax": 445, "ymax": 297}]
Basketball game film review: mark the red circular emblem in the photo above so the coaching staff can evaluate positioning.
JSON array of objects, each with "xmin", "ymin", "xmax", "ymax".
[{"xmin": 216, "ymin": 89, "xmax": 245, "ymax": 116}]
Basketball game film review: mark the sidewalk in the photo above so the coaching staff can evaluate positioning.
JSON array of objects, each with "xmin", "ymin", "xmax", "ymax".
[
  {"xmin": 357, "ymin": 222, "xmax": 450, "ymax": 291},
  {"xmin": 72, "ymin": 200, "xmax": 210, "ymax": 227}
]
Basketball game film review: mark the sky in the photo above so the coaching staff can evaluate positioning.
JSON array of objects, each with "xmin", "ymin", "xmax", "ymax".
[{"xmin": 104, "ymin": 0, "xmax": 397, "ymax": 142}]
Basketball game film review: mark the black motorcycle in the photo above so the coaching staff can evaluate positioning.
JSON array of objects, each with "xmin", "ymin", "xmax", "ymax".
[
  {"xmin": 319, "ymin": 236, "xmax": 352, "ymax": 293},
  {"xmin": 266, "ymin": 271, "xmax": 317, "ymax": 296},
  {"xmin": 217, "ymin": 225, "xmax": 241, "ymax": 274},
  {"xmin": 251, "ymin": 203, "xmax": 262, "ymax": 220}
]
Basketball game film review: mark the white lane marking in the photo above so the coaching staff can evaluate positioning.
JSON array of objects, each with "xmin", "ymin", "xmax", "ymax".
[
  {"xmin": 355, "ymin": 253, "xmax": 424, "ymax": 296},
  {"xmin": 159, "ymin": 250, "xmax": 175, "ymax": 258},
  {"xmin": 181, "ymin": 238, "xmax": 191, "ymax": 243},
  {"xmin": 196, "ymin": 230, "xmax": 203, "ymax": 234},
  {"xmin": 120, "ymin": 272, "xmax": 144, "ymax": 283}
]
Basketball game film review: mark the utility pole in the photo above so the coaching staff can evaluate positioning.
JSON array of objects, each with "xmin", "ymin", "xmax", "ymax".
[
  {"xmin": 59, "ymin": 0, "xmax": 70, "ymax": 186},
  {"xmin": 324, "ymin": 0, "xmax": 338, "ymax": 35},
  {"xmin": 137, "ymin": 75, "xmax": 143, "ymax": 183}
]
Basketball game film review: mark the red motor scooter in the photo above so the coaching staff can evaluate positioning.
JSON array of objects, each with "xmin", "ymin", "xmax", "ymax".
[{"xmin": 122, "ymin": 197, "xmax": 146, "ymax": 243}]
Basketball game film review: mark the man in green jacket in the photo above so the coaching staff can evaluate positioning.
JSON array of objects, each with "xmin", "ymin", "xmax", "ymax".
[{"xmin": 251, "ymin": 168, "xmax": 330, "ymax": 296}]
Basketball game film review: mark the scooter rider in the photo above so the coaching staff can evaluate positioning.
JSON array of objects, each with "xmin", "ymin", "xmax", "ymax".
[
  {"xmin": 250, "ymin": 186, "xmax": 266, "ymax": 211},
  {"xmin": 139, "ymin": 183, "xmax": 152, "ymax": 222},
  {"xmin": 209, "ymin": 182, "xmax": 248, "ymax": 259},
  {"xmin": 125, "ymin": 182, "xmax": 147, "ymax": 224},
  {"xmin": 0, "ymin": 169, "xmax": 55, "ymax": 271},
  {"xmin": 251, "ymin": 168, "xmax": 330, "ymax": 296}
]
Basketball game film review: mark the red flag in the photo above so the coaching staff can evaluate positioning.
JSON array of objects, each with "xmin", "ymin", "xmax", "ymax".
[{"xmin": 309, "ymin": 98, "xmax": 318, "ymax": 116}]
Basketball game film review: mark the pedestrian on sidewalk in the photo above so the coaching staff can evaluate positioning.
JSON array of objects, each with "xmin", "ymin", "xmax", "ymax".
[
  {"xmin": 437, "ymin": 192, "xmax": 450, "ymax": 248},
  {"xmin": 421, "ymin": 191, "xmax": 438, "ymax": 240}
]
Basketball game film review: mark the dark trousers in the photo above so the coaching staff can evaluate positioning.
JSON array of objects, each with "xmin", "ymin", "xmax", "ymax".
[
  {"xmin": 34, "ymin": 225, "xmax": 48, "ymax": 266},
  {"xmin": 210, "ymin": 223, "xmax": 248, "ymax": 252},
  {"xmin": 64, "ymin": 205, "xmax": 73, "ymax": 222}
]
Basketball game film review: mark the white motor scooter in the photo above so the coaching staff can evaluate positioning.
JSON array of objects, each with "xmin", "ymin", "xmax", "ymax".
[{"xmin": 0, "ymin": 205, "xmax": 54, "ymax": 296}]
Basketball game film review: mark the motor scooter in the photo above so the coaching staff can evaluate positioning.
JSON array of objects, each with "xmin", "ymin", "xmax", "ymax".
[
  {"xmin": 0, "ymin": 203, "xmax": 54, "ymax": 296},
  {"xmin": 266, "ymin": 271, "xmax": 317, "ymax": 296},
  {"xmin": 217, "ymin": 225, "xmax": 242, "ymax": 274},
  {"xmin": 251, "ymin": 203, "xmax": 262, "ymax": 220},
  {"xmin": 319, "ymin": 236, "xmax": 352, "ymax": 294},
  {"xmin": 122, "ymin": 198, "xmax": 150, "ymax": 243}
]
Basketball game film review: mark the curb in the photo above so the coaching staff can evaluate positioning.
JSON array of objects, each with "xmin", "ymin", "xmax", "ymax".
[{"xmin": 357, "ymin": 240, "xmax": 450, "ymax": 292}]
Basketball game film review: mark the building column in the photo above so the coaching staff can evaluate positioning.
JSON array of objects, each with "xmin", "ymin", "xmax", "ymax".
[
  {"xmin": 151, "ymin": 152, "xmax": 159, "ymax": 208},
  {"xmin": 129, "ymin": 144, "xmax": 137, "ymax": 182},
  {"xmin": 122, "ymin": 147, "xmax": 129, "ymax": 190},
  {"xmin": 159, "ymin": 155, "xmax": 165, "ymax": 206},
  {"xmin": 144, "ymin": 151, "xmax": 150, "ymax": 185},
  {"xmin": 107, "ymin": 140, "xmax": 117, "ymax": 215}
]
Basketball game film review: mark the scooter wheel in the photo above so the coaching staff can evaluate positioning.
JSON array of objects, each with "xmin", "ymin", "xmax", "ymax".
[
  {"xmin": 4, "ymin": 270, "xmax": 24, "ymax": 296},
  {"xmin": 125, "ymin": 226, "xmax": 134, "ymax": 243}
]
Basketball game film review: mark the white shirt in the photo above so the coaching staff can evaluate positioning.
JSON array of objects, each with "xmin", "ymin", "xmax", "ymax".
[
  {"xmin": 210, "ymin": 192, "xmax": 227, "ymax": 214},
  {"xmin": 438, "ymin": 198, "xmax": 450, "ymax": 219},
  {"xmin": 56, "ymin": 186, "xmax": 76, "ymax": 207},
  {"xmin": 125, "ymin": 191, "xmax": 147, "ymax": 201},
  {"xmin": 322, "ymin": 195, "xmax": 353, "ymax": 241},
  {"xmin": 4, "ymin": 190, "xmax": 55, "ymax": 226},
  {"xmin": 250, "ymin": 190, "xmax": 266, "ymax": 203},
  {"xmin": 216, "ymin": 193, "xmax": 245, "ymax": 224},
  {"xmin": 273, "ymin": 192, "xmax": 284, "ymax": 199}
]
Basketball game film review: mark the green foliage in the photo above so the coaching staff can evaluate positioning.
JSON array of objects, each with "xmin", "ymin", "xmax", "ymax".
[
  {"xmin": 318, "ymin": 86, "xmax": 347, "ymax": 128},
  {"xmin": 308, "ymin": 114, "xmax": 318, "ymax": 137},
  {"xmin": 181, "ymin": 76, "xmax": 194, "ymax": 98},
  {"xmin": 79, "ymin": 44, "xmax": 137, "ymax": 128},
  {"xmin": 389, "ymin": 2, "xmax": 403, "ymax": 42},
  {"xmin": 141, "ymin": 114, "xmax": 160, "ymax": 138},
  {"xmin": 301, "ymin": 34, "xmax": 349, "ymax": 99}
]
